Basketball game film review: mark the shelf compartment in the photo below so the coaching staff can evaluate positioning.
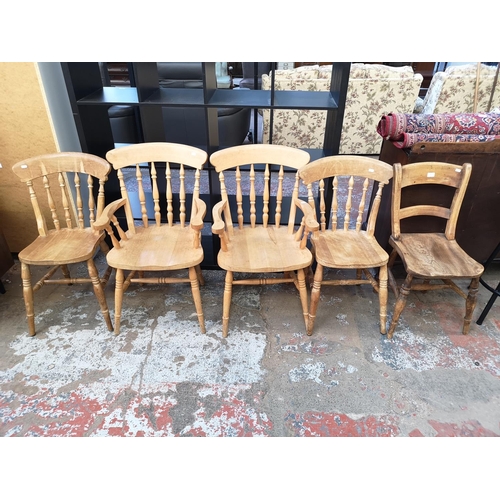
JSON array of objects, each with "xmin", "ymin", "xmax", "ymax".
[
  {"xmin": 143, "ymin": 88, "xmax": 205, "ymax": 106},
  {"xmin": 77, "ymin": 87, "xmax": 139, "ymax": 105},
  {"xmin": 272, "ymin": 90, "xmax": 338, "ymax": 110},
  {"xmin": 206, "ymin": 89, "xmax": 271, "ymax": 109}
]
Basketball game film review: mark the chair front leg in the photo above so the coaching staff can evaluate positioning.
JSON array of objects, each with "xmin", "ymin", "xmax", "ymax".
[
  {"xmin": 387, "ymin": 274, "xmax": 413, "ymax": 339},
  {"xmin": 307, "ymin": 263, "xmax": 323, "ymax": 336},
  {"xmin": 222, "ymin": 271, "xmax": 233, "ymax": 338},
  {"xmin": 463, "ymin": 276, "xmax": 480, "ymax": 335},
  {"xmin": 87, "ymin": 258, "xmax": 113, "ymax": 332},
  {"xmin": 378, "ymin": 264, "xmax": 388, "ymax": 335},
  {"xmin": 114, "ymin": 268, "xmax": 124, "ymax": 335},
  {"xmin": 297, "ymin": 268, "xmax": 309, "ymax": 331},
  {"xmin": 189, "ymin": 266, "xmax": 206, "ymax": 334},
  {"xmin": 21, "ymin": 262, "xmax": 35, "ymax": 336}
]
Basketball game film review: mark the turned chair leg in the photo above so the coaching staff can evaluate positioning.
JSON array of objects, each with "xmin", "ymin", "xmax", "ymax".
[
  {"xmin": 463, "ymin": 276, "xmax": 480, "ymax": 335},
  {"xmin": 21, "ymin": 262, "xmax": 35, "ymax": 336},
  {"xmin": 189, "ymin": 266, "xmax": 206, "ymax": 334},
  {"xmin": 195, "ymin": 264, "xmax": 205, "ymax": 286},
  {"xmin": 297, "ymin": 268, "xmax": 309, "ymax": 331},
  {"xmin": 307, "ymin": 263, "xmax": 323, "ymax": 336},
  {"xmin": 222, "ymin": 271, "xmax": 233, "ymax": 338},
  {"xmin": 387, "ymin": 274, "xmax": 413, "ymax": 339},
  {"xmin": 114, "ymin": 268, "xmax": 125, "ymax": 335},
  {"xmin": 379, "ymin": 264, "xmax": 388, "ymax": 335},
  {"xmin": 87, "ymin": 258, "xmax": 113, "ymax": 332}
]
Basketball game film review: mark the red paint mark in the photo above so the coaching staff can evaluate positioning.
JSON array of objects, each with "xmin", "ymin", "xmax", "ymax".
[
  {"xmin": 286, "ymin": 412, "xmax": 399, "ymax": 437},
  {"xmin": 428, "ymin": 419, "xmax": 499, "ymax": 437},
  {"xmin": 409, "ymin": 429, "xmax": 425, "ymax": 437}
]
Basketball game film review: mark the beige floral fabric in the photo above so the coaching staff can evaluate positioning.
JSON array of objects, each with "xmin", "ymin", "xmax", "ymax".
[
  {"xmin": 262, "ymin": 63, "xmax": 423, "ymax": 154},
  {"xmin": 419, "ymin": 64, "xmax": 500, "ymax": 114}
]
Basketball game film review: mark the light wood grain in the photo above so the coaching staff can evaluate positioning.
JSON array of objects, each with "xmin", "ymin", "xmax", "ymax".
[
  {"xmin": 387, "ymin": 161, "xmax": 484, "ymax": 339},
  {"xmin": 100, "ymin": 142, "xmax": 208, "ymax": 335},
  {"xmin": 299, "ymin": 155, "xmax": 393, "ymax": 336},
  {"xmin": 210, "ymin": 144, "xmax": 312, "ymax": 337},
  {"xmin": 11, "ymin": 152, "xmax": 113, "ymax": 336}
]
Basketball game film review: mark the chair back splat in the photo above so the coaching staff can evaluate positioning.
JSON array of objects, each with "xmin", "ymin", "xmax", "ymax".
[
  {"xmin": 210, "ymin": 144, "xmax": 315, "ymax": 337},
  {"xmin": 12, "ymin": 152, "xmax": 113, "ymax": 336},
  {"xmin": 95, "ymin": 142, "xmax": 208, "ymax": 335},
  {"xmin": 298, "ymin": 155, "xmax": 393, "ymax": 336},
  {"xmin": 387, "ymin": 161, "xmax": 484, "ymax": 339}
]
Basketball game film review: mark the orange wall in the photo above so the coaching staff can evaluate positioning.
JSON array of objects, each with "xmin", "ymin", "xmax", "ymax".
[{"xmin": 0, "ymin": 62, "xmax": 60, "ymax": 252}]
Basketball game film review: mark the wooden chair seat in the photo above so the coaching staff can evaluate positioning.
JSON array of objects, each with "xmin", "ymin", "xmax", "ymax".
[
  {"xmin": 314, "ymin": 231, "xmax": 388, "ymax": 270},
  {"xmin": 390, "ymin": 233, "xmax": 484, "ymax": 279},
  {"xmin": 19, "ymin": 228, "xmax": 104, "ymax": 266},
  {"xmin": 217, "ymin": 226, "xmax": 312, "ymax": 273},
  {"xmin": 106, "ymin": 225, "xmax": 204, "ymax": 271}
]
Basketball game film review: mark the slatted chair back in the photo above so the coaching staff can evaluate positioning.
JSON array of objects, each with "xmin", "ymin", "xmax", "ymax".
[
  {"xmin": 12, "ymin": 152, "xmax": 110, "ymax": 236},
  {"xmin": 210, "ymin": 144, "xmax": 311, "ymax": 237},
  {"xmin": 391, "ymin": 161, "xmax": 472, "ymax": 241},
  {"xmin": 299, "ymin": 155, "xmax": 394, "ymax": 236},
  {"xmin": 106, "ymin": 142, "xmax": 207, "ymax": 234}
]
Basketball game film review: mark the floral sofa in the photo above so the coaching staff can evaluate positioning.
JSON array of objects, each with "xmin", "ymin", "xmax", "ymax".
[
  {"xmin": 414, "ymin": 63, "xmax": 500, "ymax": 114},
  {"xmin": 261, "ymin": 64, "xmax": 423, "ymax": 155}
]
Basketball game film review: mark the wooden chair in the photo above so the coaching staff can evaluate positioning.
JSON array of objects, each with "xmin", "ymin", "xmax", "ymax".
[
  {"xmin": 94, "ymin": 142, "xmax": 207, "ymax": 335},
  {"xmin": 387, "ymin": 161, "xmax": 484, "ymax": 339},
  {"xmin": 210, "ymin": 144, "xmax": 316, "ymax": 337},
  {"xmin": 12, "ymin": 152, "xmax": 113, "ymax": 336},
  {"xmin": 299, "ymin": 156, "xmax": 393, "ymax": 336}
]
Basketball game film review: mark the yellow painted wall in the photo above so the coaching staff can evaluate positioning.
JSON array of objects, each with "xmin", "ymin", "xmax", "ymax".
[{"xmin": 0, "ymin": 62, "xmax": 60, "ymax": 252}]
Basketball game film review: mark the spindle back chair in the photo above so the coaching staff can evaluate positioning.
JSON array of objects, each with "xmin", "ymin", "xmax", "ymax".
[
  {"xmin": 299, "ymin": 155, "xmax": 393, "ymax": 336},
  {"xmin": 12, "ymin": 152, "xmax": 113, "ymax": 336},
  {"xmin": 94, "ymin": 142, "xmax": 207, "ymax": 335},
  {"xmin": 210, "ymin": 144, "xmax": 316, "ymax": 337}
]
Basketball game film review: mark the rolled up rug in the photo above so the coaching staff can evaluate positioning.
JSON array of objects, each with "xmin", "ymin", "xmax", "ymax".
[
  {"xmin": 377, "ymin": 112, "xmax": 500, "ymax": 140},
  {"xmin": 390, "ymin": 132, "xmax": 500, "ymax": 149}
]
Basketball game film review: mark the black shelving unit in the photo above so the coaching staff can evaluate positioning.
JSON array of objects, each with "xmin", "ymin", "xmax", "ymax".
[{"xmin": 62, "ymin": 62, "xmax": 351, "ymax": 268}]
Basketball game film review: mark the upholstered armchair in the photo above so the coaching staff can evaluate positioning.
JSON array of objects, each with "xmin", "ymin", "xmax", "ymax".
[
  {"xmin": 414, "ymin": 63, "xmax": 500, "ymax": 114},
  {"xmin": 261, "ymin": 64, "xmax": 423, "ymax": 155}
]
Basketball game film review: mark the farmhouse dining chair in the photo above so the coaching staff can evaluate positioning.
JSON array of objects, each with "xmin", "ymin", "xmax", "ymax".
[
  {"xmin": 12, "ymin": 152, "xmax": 113, "ymax": 336},
  {"xmin": 298, "ymin": 155, "xmax": 393, "ymax": 336},
  {"xmin": 387, "ymin": 161, "xmax": 484, "ymax": 339}
]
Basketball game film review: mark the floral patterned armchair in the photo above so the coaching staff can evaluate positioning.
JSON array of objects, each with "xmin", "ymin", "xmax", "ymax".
[
  {"xmin": 414, "ymin": 63, "xmax": 500, "ymax": 114},
  {"xmin": 261, "ymin": 64, "xmax": 423, "ymax": 155}
]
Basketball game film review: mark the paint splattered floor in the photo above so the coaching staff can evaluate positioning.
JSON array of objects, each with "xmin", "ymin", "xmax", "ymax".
[{"xmin": 1, "ymin": 255, "xmax": 500, "ymax": 438}]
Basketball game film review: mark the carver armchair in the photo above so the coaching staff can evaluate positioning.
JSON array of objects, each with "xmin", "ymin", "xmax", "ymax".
[
  {"xmin": 94, "ymin": 142, "xmax": 207, "ymax": 335},
  {"xmin": 210, "ymin": 144, "xmax": 316, "ymax": 337}
]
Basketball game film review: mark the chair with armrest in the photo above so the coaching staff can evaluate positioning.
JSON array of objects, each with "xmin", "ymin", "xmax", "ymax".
[
  {"xmin": 94, "ymin": 142, "xmax": 207, "ymax": 335},
  {"xmin": 387, "ymin": 161, "xmax": 484, "ymax": 339},
  {"xmin": 12, "ymin": 152, "xmax": 113, "ymax": 336},
  {"xmin": 299, "ymin": 156, "xmax": 393, "ymax": 336},
  {"xmin": 210, "ymin": 144, "xmax": 317, "ymax": 338}
]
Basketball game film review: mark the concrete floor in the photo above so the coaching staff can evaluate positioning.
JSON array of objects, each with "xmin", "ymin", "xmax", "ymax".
[{"xmin": 1, "ymin": 253, "xmax": 500, "ymax": 438}]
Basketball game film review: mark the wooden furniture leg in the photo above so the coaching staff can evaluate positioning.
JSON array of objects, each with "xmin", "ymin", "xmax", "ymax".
[
  {"xmin": 379, "ymin": 264, "xmax": 388, "ymax": 334},
  {"xmin": 387, "ymin": 274, "xmax": 413, "ymax": 339},
  {"xmin": 222, "ymin": 271, "xmax": 233, "ymax": 338},
  {"xmin": 21, "ymin": 262, "xmax": 35, "ymax": 336},
  {"xmin": 189, "ymin": 266, "xmax": 206, "ymax": 334},
  {"xmin": 297, "ymin": 267, "xmax": 309, "ymax": 330},
  {"xmin": 463, "ymin": 276, "xmax": 480, "ymax": 335},
  {"xmin": 87, "ymin": 258, "xmax": 113, "ymax": 332},
  {"xmin": 307, "ymin": 263, "xmax": 323, "ymax": 336},
  {"xmin": 114, "ymin": 268, "xmax": 124, "ymax": 335}
]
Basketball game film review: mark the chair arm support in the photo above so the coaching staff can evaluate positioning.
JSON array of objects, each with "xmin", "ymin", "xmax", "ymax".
[
  {"xmin": 295, "ymin": 199, "xmax": 319, "ymax": 233},
  {"xmin": 93, "ymin": 199, "xmax": 127, "ymax": 231},
  {"xmin": 190, "ymin": 197, "xmax": 206, "ymax": 231},
  {"xmin": 211, "ymin": 200, "xmax": 227, "ymax": 235}
]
